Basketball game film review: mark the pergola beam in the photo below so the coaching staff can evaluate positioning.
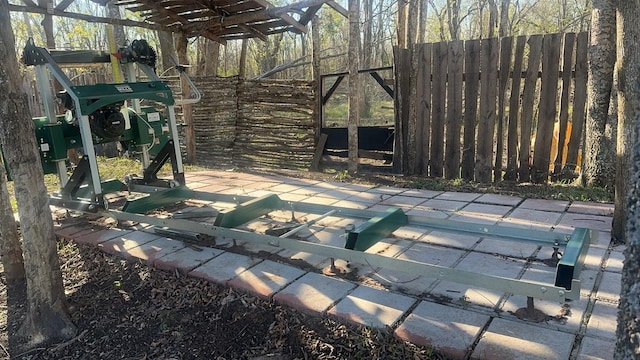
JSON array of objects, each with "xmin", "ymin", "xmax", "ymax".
[{"xmin": 9, "ymin": 3, "xmax": 169, "ymax": 31}]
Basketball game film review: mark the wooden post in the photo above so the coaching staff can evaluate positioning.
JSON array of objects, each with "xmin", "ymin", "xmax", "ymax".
[
  {"xmin": 312, "ymin": 16, "xmax": 322, "ymax": 145},
  {"xmin": 347, "ymin": 0, "xmax": 360, "ymax": 174},
  {"xmin": 175, "ymin": 33, "xmax": 196, "ymax": 164}
]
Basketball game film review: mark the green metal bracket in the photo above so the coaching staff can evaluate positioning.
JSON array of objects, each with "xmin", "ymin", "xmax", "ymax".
[
  {"xmin": 554, "ymin": 228, "xmax": 593, "ymax": 290},
  {"xmin": 72, "ymin": 81, "xmax": 175, "ymax": 115},
  {"xmin": 214, "ymin": 194, "xmax": 283, "ymax": 228},
  {"xmin": 345, "ymin": 207, "xmax": 408, "ymax": 251},
  {"xmin": 74, "ymin": 179, "xmax": 128, "ymax": 199},
  {"xmin": 122, "ymin": 186, "xmax": 194, "ymax": 214}
]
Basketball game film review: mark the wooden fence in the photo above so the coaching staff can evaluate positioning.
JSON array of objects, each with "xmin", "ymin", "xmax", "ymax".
[
  {"xmin": 394, "ymin": 32, "xmax": 588, "ymax": 183},
  {"xmin": 191, "ymin": 77, "xmax": 316, "ymax": 170}
]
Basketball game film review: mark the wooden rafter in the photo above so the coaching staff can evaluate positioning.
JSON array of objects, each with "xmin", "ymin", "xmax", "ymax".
[{"xmin": 11, "ymin": 0, "xmax": 330, "ymax": 44}]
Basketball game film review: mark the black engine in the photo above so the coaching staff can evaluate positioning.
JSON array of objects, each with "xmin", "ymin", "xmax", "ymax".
[
  {"xmin": 57, "ymin": 91, "xmax": 125, "ymax": 140},
  {"xmin": 88, "ymin": 103, "xmax": 125, "ymax": 139}
]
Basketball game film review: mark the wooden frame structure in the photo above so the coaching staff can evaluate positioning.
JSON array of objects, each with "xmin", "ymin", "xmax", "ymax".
[{"xmin": 9, "ymin": 0, "xmax": 347, "ymax": 43}]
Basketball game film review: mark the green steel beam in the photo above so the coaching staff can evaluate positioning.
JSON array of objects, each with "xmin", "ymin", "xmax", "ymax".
[
  {"xmin": 74, "ymin": 179, "xmax": 127, "ymax": 199},
  {"xmin": 213, "ymin": 194, "xmax": 283, "ymax": 228},
  {"xmin": 190, "ymin": 191, "xmax": 569, "ymax": 246},
  {"xmin": 555, "ymin": 228, "xmax": 595, "ymax": 290},
  {"xmin": 102, "ymin": 209, "xmax": 580, "ymax": 303},
  {"xmin": 122, "ymin": 186, "xmax": 194, "ymax": 214},
  {"xmin": 345, "ymin": 207, "xmax": 408, "ymax": 251}
]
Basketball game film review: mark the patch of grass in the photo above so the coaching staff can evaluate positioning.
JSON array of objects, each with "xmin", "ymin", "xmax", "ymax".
[
  {"xmin": 6, "ymin": 157, "xmax": 209, "ymax": 212},
  {"xmin": 408, "ymin": 176, "xmax": 612, "ymax": 203}
]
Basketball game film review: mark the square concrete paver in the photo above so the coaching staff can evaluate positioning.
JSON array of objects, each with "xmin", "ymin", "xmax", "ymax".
[
  {"xmin": 328, "ymin": 285, "xmax": 416, "ymax": 329},
  {"xmin": 395, "ymin": 301, "xmax": 490, "ymax": 359},
  {"xmin": 474, "ymin": 236, "xmax": 538, "ymax": 258},
  {"xmin": 273, "ymin": 272, "xmax": 356, "ymax": 314},
  {"xmin": 420, "ymin": 230, "xmax": 481, "ymax": 250},
  {"xmin": 596, "ymin": 271, "xmax": 621, "ymax": 302},
  {"xmin": 472, "ymin": 318, "xmax": 574, "ymax": 359},
  {"xmin": 576, "ymin": 335, "xmax": 615, "ymax": 360},
  {"xmin": 518, "ymin": 199, "xmax": 570, "ymax": 212},
  {"xmin": 227, "ymin": 260, "xmax": 306, "ymax": 298},
  {"xmin": 499, "ymin": 208, "xmax": 562, "ymax": 231},
  {"xmin": 586, "ymin": 300, "xmax": 618, "ymax": 341},
  {"xmin": 125, "ymin": 237, "xmax": 186, "ymax": 265},
  {"xmin": 554, "ymin": 213, "xmax": 613, "ymax": 234},
  {"xmin": 155, "ymin": 246, "xmax": 224, "ymax": 273},
  {"xmin": 188, "ymin": 252, "xmax": 262, "ymax": 285},
  {"xmin": 605, "ymin": 250, "xmax": 624, "ymax": 273},
  {"xmin": 430, "ymin": 253, "xmax": 527, "ymax": 309},
  {"xmin": 474, "ymin": 193, "xmax": 522, "ymax": 206},
  {"xmin": 459, "ymin": 203, "xmax": 513, "ymax": 218},
  {"xmin": 366, "ymin": 243, "xmax": 465, "ymax": 295},
  {"xmin": 434, "ymin": 191, "xmax": 482, "ymax": 202},
  {"xmin": 381, "ymin": 195, "xmax": 428, "ymax": 207},
  {"xmin": 568, "ymin": 201, "xmax": 614, "ymax": 216},
  {"xmin": 99, "ymin": 230, "xmax": 162, "ymax": 256},
  {"xmin": 75, "ymin": 228, "xmax": 134, "ymax": 246},
  {"xmin": 421, "ymin": 199, "xmax": 468, "ymax": 212}
]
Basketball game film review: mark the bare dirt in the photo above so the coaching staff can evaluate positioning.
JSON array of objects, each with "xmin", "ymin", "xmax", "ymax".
[{"xmin": 0, "ymin": 221, "xmax": 443, "ymax": 360}]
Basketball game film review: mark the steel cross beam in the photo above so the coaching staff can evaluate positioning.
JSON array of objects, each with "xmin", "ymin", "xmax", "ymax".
[{"xmin": 101, "ymin": 209, "xmax": 586, "ymax": 303}]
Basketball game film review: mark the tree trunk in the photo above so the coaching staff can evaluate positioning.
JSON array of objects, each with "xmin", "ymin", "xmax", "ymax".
[
  {"xmin": 613, "ymin": 1, "xmax": 639, "ymax": 244},
  {"xmin": 175, "ymin": 33, "xmax": 196, "ymax": 164},
  {"xmin": 418, "ymin": 0, "xmax": 428, "ymax": 43},
  {"xmin": 615, "ymin": 110, "xmax": 640, "ymax": 358},
  {"xmin": 38, "ymin": 0, "xmax": 54, "ymax": 48},
  {"xmin": 0, "ymin": 157, "xmax": 24, "ymax": 282},
  {"xmin": 348, "ymin": 0, "xmax": 360, "ymax": 174},
  {"xmin": 204, "ymin": 40, "xmax": 219, "ymax": 76},
  {"xmin": 0, "ymin": 0, "xmax": 75, "ymax": 346},
  {"xmin": 239, "ymin": 38, "xmax": 249, "ymax": 79},
  {"xmin": 499, "ymin": 0, "xmax": 510, "ymax": 37},
  {"xmin": 158, "ymin": 31, "xmax": 176, "ymax": 75},
  {"xmin": 488, "ymin": 0, "xmax": 498, "ymax": 38},
  {"xmin": 397, "ymin": 0, "xmax": 408, "ymax": 47},
  {"xmin": 106, "ymin": 1, "xmax": 125, "ymax": 46},
  {"xmin": 583, "ymin": 0, "xmax": 616, "ymax": 189}
]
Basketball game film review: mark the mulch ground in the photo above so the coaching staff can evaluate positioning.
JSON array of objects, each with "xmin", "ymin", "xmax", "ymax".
[{"xmin": 0, "ymin": 238, "xmax": 443, "ymax": 359}]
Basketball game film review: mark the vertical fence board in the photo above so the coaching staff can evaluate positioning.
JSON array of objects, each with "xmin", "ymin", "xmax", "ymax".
[
  {"xmin": 475, "ymin": 37, "xmax": 498, "ymax": 182},
  {"xmin": 416, "ymin": 44, "xmax": 432, "ymax": 174},
  {"xmin": 505, "ymin": 36, "xmax": 527, "ymax": 181},
  {"xmin": 518, "ymin": 35, "xmax": 543, "ymax": 182},
  {"xmin": 445, "ymin": 40, "xmax": 464, "ymax": 179},
  {"xmin": 553, "ymin": 33, "xmax": 576, "ymax": 178},
  {"xmin": 462, "ymin": 39, "xmax": 480, "ymax": 181},
  {"xmin": 495, "ymin": 36, "xmax": 513, "ymax": 181},
  {"xmin": 430, "ymin": 42, "xmax": 447, "ymax": 177},
  {"xmin": 393, "ymin": 46, "xmax": 411, "ymax": 173},
  {"xmin": 532, "ymin": 33, "xmax": 562, "ymax": 183},
  {"xmin": 564, "ymin": 32, "xmax": 588, "ymax": 175}
]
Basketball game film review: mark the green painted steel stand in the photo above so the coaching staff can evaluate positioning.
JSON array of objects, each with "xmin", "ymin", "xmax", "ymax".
[{"xmin": 214, "ymin": 194, "xmax": 283, "ymax": 228}]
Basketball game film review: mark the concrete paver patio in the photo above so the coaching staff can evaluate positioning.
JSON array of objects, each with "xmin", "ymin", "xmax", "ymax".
[{"xmin": 54, "ymin": 170, "xmax": 618, "ymax": 360}]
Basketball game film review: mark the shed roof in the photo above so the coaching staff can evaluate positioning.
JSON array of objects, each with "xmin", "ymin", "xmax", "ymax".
[{"xmin": 102, "ymin": 0, "xmax": 338, "ymax": 44}]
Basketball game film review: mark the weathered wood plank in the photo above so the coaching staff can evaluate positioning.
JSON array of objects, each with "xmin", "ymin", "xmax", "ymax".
[
  {"xmin": 518, "ymin": 35, "xmax": 543, "ymax": 182},
  {"xmin": 393, "ymin": 46, "xmax": 411, "ymax": 173},
  {"xmin": 532, "ymin": 33, "xmax": 562, "ymax": 183},
  {"xmin": 553, "ymin": 32, "xmax": 576, "ymax": 178},
  {"xmin": 563, "ymin": 31, "xmax": 588, "ymax": 175},
  {"xmin": 445, "ymin": 40, "xmax": 464, "ymax": 179},
  {"xmin": 505, "ymin": 35, "xmax": 527, "ymax": 181},
  {"xmin": 494, "ymin": 36, "xmax": 512, "ymax": 181},
  {"xmin": 430, "ymin": 41, "xmax": 447, "ymax": 178},
  {"xmin": 475, "ymin": 37, "xmax": 498, "ymax": 183},
  {"xmin": 462, "ymin": 39, "xmax": 480, "ymax": 181},
  {"xmin": 415, "ymin": 43, "xmax": 432, "ymax": 174}
]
